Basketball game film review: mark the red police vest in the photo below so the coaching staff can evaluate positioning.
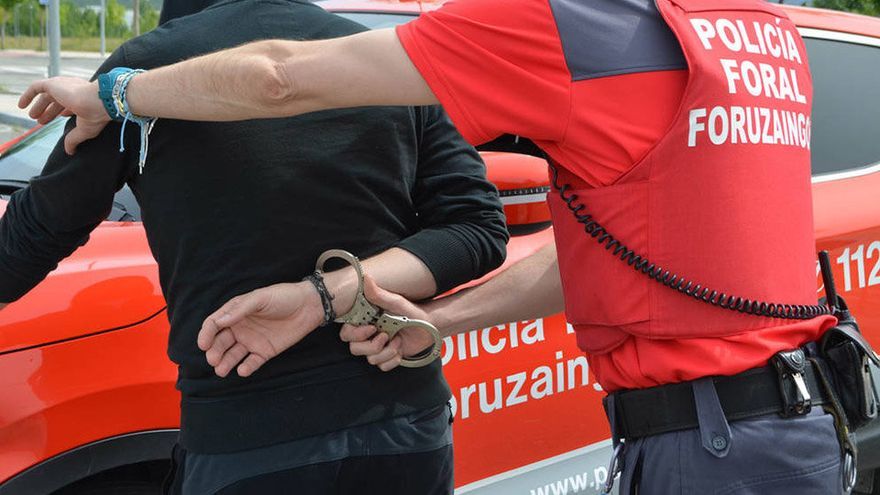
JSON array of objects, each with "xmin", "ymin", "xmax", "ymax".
[{"xmin": 548, "ymin": 0, "xmax": 820, "ymax": 357}]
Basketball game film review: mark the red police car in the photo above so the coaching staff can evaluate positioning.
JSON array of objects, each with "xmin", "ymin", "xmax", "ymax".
[{"xmin": 0, "ymin": 2, "xmax": 879, "ymax": 493}]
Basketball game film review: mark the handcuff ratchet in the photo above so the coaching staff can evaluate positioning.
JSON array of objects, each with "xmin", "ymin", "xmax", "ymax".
[{"xmin": 316, "ymin": 249, "xmax": 443, "ymax": 368}]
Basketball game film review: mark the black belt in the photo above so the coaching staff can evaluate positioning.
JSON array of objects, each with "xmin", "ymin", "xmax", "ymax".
[{"xmin": 607, "ymin": 360, "xmax": 831, "ymax": 441}]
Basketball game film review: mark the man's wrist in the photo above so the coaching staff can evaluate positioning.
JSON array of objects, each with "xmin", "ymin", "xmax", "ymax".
[
  {"xmin": 322, "ymin": 267, "xmax": 358, "ymax": 317},
  {"xmin": 302, "ymin": 273, "xmax": 336, "ymax": 325}
]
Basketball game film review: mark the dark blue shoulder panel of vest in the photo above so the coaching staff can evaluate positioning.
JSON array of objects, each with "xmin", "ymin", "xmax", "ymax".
[{"xmin": 548, "ymin": 0, "xmax": 686, "ymax": 81}]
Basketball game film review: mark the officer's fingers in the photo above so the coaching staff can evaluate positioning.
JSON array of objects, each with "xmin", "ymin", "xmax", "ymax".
[
  {"xmin": 205, "ymin": 329, "xmax": 237, "ymax": 366},
  {"xmin": 39, "ymin": 102, "xmax": 66, "ymax": 124},
  {"xmin": 348, "ymin": 331, "xmax": 389, "ymax": 357},
  {"xmin": 339, "ymin": 324, "xmax": 377, "ymax": 343},
  {"xmin": 237, "ymin": 353, "xmax": 267, "ymax": 378},
  {"xmin": 362, "ymin": 275, "xmax": 411, "ymax": 314},
  {"xmin": 63, "ymin": 122, "xmax": 103, "ymax": 155},
  {"xmin": 366, "ymin": 337, "xmax": 403, "ymax": 366},
  {"xmin": 18, "ymin": 79, "xmax": 49, "ymax": 109},
  {"xmin": 214, "ymin": 343, "xmax": 248, "ymax": 378},
  {"xmin": 378, "ymin": 355, "xmax": 403, "ymax": 372},
  {"xmin": 28, "ymin": 94, "xmax": 55, "ymax": 120}
]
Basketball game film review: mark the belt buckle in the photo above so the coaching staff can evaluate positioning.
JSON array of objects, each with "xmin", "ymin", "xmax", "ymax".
[{"xmin": 771, "ymin": 349, "xmax": 813, "ymax": 417}]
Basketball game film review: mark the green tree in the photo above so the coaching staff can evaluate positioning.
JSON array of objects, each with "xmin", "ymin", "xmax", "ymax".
[
  {"xmin": 60, "ymin": 0, "xmax": 100, "ymax": 38},
  {"xmin": 6, "ymin": 0, "xmax": 42, "ymax": 36},
  {"xmin": 813, "ymin": 0, "xmax": 879, "ymax": 16},
  {"xmin": 3, "ymin": 0, "xmax": 42, "ymax": 42},
  {"xmin": 105, "ymin": 0, "xmax": 128, "ymax": 37},
  {"xmin": 139, "ymin": 0, "xmax": 157, "ymax": 34},
  {"xmin": 0, "ymin": 0, "xmax": 14, "ymax": 49}
]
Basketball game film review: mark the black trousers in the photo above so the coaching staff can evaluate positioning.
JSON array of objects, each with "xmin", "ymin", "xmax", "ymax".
[{"xmin": 165, "ymin": 444, "xmax": 454, "ymax": 495}]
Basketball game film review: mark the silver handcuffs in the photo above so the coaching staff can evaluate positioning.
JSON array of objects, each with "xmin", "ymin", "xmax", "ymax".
[{"xmin": 316, "ymin": 249, "xmax": 443, "ymax": 368}]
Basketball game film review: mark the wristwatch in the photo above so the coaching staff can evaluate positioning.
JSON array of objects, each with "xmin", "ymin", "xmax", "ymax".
[{"xmin": 97, "ymin": 67, "xmax": 134, "ymax": 121}]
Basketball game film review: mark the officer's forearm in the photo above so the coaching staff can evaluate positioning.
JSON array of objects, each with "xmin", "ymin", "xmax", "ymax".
[
  {"xmin": 123, "ymin": 40, "xmax": 307, "ymax": 121},
  {"xmin": 427, "ymin": 242, "xmax": 563, "ymax": 337},
  {"xmin": 322, "ymin": 248, "xmax": 437, "ymax": 317},
  {"xmin": 124, "ymin": 29, "xmax": 436, "ymax": 122}
]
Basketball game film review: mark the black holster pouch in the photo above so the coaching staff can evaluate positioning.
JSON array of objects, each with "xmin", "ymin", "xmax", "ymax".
[{"xmin": 820, "ymin": 306, "xmax": 880, "ymax": 431}]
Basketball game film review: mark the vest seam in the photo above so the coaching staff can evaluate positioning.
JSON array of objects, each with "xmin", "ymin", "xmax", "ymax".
[
  {"xmin": 570, "ymin": 64, "xmax": 687, "ymax": 82},
  {"xmin": 608, "ymin": 0, "xmax": 698, "ymax": 187},
  {"xmin": 545, "ymin": 0, "xmax": 577, "ymax": 144}
]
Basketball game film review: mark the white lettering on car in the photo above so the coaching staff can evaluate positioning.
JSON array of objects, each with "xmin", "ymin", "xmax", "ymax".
[
  {"xmin": 448, "ymin": 347, "xmax": 593, "ymax": 420},
  {"xmin": 837, "ymin": 241, "xmax": 880, "ymax": 291}
]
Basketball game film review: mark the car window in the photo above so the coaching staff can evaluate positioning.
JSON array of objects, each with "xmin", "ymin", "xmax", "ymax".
[
  {"xmin": 804, "ymin": 36, "xmax": 880, "ymax": 176},
  {"xmin": 0, "ymin": 118, "xmax": 140, "ymax": 221},
  {"xmin": 0, "ymin": 118, "xmax": 66, "ymax": 183},
  {"xmin": 333, "ymin": 12, "xmax": 416, "ymax": 29}
]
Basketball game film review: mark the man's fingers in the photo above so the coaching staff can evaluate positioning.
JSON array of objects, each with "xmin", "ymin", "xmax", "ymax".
[
  {"xmin": 339, "ymin": 324, "xmax": 377, "ymax": 343},
  {"xmin": 214, "ymin": 343, "xmax": 249, "ymax": 377},
  {"xmin": 198, "ymin": 292, "xmax": 263, "ymax": 350},
  {"xmin": 214, "ymin": 292, "xmax": 266, "ymax": 328},
  {"xmin": 205, "ymin": 329, "xmax": 237, "ymax": 366},
  {"xmin": 349, "ymin": 331, "xmax": 389, "ymax": 356},
  {"xmin": 18, "ymin": 80, "xmax": 48, "ymax": 109},
  {"xmin": 237, "ymin": 353, "xmax": 267, "ymax": 377},
  {"xmin": 198, "ymin": 309, "xmax": 225, "ymax": 351}
]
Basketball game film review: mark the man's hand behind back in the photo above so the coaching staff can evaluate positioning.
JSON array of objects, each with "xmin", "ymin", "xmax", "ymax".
[
  {"xmin": 19, "ymin": 78, "xmax": 109, "ymax": 155},
  {"xmin": 198, "ymin": 282, "xmax": 325, "ymax": 378}
]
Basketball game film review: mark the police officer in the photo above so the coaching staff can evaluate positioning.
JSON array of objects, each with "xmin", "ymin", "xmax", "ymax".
[{"xmin": 20, "ymin": 0, "xmax": 848, "ymax": 492}]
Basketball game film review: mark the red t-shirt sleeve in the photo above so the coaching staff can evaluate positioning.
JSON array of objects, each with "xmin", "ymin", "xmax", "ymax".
[{"xmin": 396, "ymin": 0, "xmax": 572, "ymax": 145}]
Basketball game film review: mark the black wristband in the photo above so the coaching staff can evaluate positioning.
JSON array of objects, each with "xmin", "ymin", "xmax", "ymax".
[{"xmin": 304, "ymin": 272, "xmax": 336, "ymax": 326}]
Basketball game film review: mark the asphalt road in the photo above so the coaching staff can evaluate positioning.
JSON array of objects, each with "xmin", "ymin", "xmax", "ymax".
[
  {"xmin": 0, "ymin": 50, "xmax": 104, "ymax": 95},
  {"xmin": 0, "ymin": 50, "xmax": 106, "ymax": 144}
]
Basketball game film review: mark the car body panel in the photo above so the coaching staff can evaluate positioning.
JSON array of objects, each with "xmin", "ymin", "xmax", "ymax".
[
  {"xmin": 787, "ymin": 4, "xmax": 880, "ymax": 40},
  {"xmin": 0, "ymin": 216, "xmax": 165, "ymax": 354},
  {"xmin": 0, "ymin": 126, "xmax": 41, "ymax": 157},
  {"xmin": 1, "ymin": 2, "xmax": 879, "ymax": 494},
  {"xmin": 813, "ymin": 169, "xmax": 880, "ymax": 338},
  {"xmin": 0, "ymin": 311, "xmax": 178, "ymax": 485}
]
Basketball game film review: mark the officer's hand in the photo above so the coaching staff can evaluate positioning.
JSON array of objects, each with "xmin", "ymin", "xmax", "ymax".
[
  {"xmin": 198, "ymin": 282, "xmax": 325, "ymax": 378},
  {"xmin": 339, "ymin": 276, "xmax": 437, "ymax": 372},
  {"xmin": 19, "ymin": 77, "xmax": 109, "ymax": 155}
]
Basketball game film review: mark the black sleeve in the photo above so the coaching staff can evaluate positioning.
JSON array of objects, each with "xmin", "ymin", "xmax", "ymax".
[
  {"xmin": 0, "ymin": 50, "xmax": 136, "ymax": 302},
  {"xmin": 396, "ymin": 106, "xmax": 509, "ymax": 294}
]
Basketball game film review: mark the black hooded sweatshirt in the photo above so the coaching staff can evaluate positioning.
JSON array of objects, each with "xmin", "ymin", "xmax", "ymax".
[{"xmin": 0, "ymin": 0, "xmax": 508, "ymax": 453}]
